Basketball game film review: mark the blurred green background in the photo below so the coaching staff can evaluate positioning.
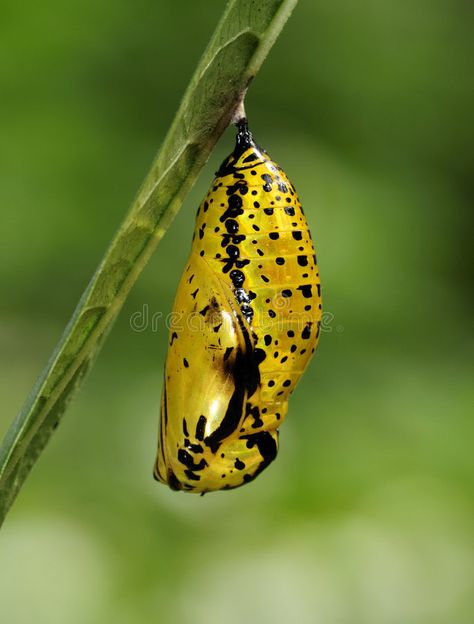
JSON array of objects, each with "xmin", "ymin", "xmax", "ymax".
[{"xmin": 1, "ymin": 1, "xmax": 473, "ymax": 622}]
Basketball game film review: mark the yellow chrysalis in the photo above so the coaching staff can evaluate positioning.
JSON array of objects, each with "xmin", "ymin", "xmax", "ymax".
[{"xmin": 154, "ymin": 120, "xmax": 322, "ymax": 492}]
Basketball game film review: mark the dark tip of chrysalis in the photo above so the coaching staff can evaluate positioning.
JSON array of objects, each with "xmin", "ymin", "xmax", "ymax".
[
  {"xmin": 235, "ymin": 117, "xmax": 253, "ymax": 151},
  {"xmin": 215, "ymin": 117, "xmax": 258, "ymax": 177}
]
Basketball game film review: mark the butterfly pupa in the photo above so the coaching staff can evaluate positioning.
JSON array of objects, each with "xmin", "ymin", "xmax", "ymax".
[{"xmin": 154, "ymin": 119, "xmax": 322, "ymax": 493}]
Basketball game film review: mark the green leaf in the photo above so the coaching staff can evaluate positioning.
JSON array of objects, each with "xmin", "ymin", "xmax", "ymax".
[{"xmin": 0, "ymin": 0, "xmax": 298, "ymax": 525}]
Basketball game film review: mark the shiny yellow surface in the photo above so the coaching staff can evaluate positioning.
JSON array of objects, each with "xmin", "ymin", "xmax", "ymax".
[{"xmin": 155, "ymin": 127, "xmax": 322, "ymax": 492}]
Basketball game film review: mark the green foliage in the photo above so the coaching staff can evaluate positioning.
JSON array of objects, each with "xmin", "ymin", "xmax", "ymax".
[{"xmin": 0, "ymin": 0, "xmax": 298, "ymax": 525}]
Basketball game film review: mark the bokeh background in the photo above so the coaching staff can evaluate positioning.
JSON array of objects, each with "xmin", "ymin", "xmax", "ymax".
[{"xmin": 1, "ymin": 1, "xmax": 473, "ymax": 622}]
